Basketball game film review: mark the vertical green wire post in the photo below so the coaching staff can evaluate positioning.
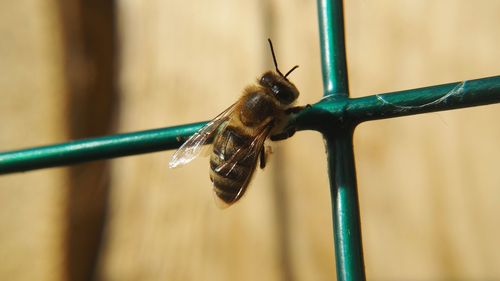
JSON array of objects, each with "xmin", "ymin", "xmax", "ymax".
[{"xmin": 317, "ymin": 0, "xmax": 366, "ymax": 280}]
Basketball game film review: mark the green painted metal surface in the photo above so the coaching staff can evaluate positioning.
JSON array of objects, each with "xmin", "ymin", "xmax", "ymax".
[
  {"xmin": 317, "ymin": 0, "xmax": 349, "ymax": 97},
  {"xmin": 0, "ymin": 122, "xmax": 205, "ymax": 174},
  {"xmin": 317, "ymin": 0, "xmax": 366, "ymax": 280},
  {"xmin": 0, "ymin": 0, "xmax": 499, "ymax": 280},
  {"xmin": 291, "ymin": 75, "xmax": 500, "ymax": 132}
]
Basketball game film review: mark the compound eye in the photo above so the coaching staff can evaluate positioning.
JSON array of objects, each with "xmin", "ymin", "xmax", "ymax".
[{"xmin": 259, "ymin": 72, "xmax": 274, "ymax": 87}]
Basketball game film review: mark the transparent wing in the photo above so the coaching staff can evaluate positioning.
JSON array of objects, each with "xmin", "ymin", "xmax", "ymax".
[{"xmin": 169, "ymin": 103, "xmax": 237, "ymax": 168}]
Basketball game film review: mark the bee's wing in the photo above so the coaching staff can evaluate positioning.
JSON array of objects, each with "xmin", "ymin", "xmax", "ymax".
[
  {"xmin": 213, "ymin": 121, "xmax": 274, "ymax": 206},
  {"xmin": 214, "ymin": 124, "xmax": 272, "ymax": 176},
  {"xmin": 169, "ymin": 103, "xmax": 237, "ymax": 168}
]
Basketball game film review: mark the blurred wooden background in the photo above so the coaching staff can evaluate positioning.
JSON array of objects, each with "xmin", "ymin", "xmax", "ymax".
[{"xmin": 0, "ymin": 0, "xmax": 499, "ymax": 280}]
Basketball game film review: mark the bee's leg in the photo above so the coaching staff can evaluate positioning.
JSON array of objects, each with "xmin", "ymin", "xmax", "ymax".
[
  {"xmin": 259, "ymin": 147, "xmax": 267, "ymax": 169},
  {"xmin": 272, "ymin": 105, "xmax": 311, "ymax": 141},
  {"xmin": 270, "ymin": 128, "xmax": 296, "ymax": 141},
  {"xmin": 259, "ymin": 146, "xmax": 273, "ymax": 169},
  {"xmin": 284, "ymin": 104, "xmax": 311, "ymax": 115}
]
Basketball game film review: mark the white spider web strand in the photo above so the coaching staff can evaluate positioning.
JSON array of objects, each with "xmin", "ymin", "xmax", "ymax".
[{"xmin": 375, "ymin": 81, "xmax": 467, "ymax": 111}]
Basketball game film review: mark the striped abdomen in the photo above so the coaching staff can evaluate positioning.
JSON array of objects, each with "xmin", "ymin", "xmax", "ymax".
[{"xmin": 209, "ymin": 125, "xmax": 259, "ymax": 205}]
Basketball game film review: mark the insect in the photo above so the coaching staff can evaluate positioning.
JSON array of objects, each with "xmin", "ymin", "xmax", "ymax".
[{"xmin": 169, "ymin": 39, "xmax": 302, "ymax": 207}]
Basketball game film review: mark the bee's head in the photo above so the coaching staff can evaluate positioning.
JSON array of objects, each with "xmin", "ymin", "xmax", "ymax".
[
  {"xmin": 259, "ymin": 71, "xmax": 299, "ymax": 105},
  {"xmin": 262, "ymin": 39, "xmax": 300, "ymax": 105}
]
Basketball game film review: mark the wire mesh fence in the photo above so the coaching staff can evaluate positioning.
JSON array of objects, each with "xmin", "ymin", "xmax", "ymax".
[{"xmin": 1, "ymin": 0, "xmax": 499, "ymax": 280}]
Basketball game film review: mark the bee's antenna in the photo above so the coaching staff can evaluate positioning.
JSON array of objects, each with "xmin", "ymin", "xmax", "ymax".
[
  {"xmin": 284, "ymin": 65, "xmax": 299, "ymax": 78},
  {"xmin": 267, "ymin": 38, "xmax": 284, "ymax": 77}
]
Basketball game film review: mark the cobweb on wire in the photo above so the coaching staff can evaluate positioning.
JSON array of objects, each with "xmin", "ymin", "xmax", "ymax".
[{"xmin": 375, "ymin": 81, "xmax": 467, "ymax": 111}]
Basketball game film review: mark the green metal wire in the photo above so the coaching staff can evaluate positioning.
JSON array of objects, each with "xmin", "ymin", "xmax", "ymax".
[
  {"xmin": 291, "ymin": 75, "xmax": 500, "ymax": 132},
  {"xmin": 317, "ymin": 0, "xmax": 366, "ymax": 280},
  {"xmin": 0, "ymin": 122, "xmax": 205, "ymax": 174},
  {"xmin": 2, "ymin": 76, "xmax": 499, "ymax": 174},
  {"xmin": 317, "ymin": 0, "xmax": 349, "ymax": 97},
  {"xmin": 0, "ymin": 1, "xmax": 499, "ymax": 280}
]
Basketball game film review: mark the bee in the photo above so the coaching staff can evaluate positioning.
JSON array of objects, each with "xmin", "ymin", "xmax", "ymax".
[{"xmin": 169, "ymin": 39, "xmax": 301, "ymax": 207}]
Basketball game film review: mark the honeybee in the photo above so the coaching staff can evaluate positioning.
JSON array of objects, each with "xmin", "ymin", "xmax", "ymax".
[{"xmin": 169, "ymin": 39, "xmax": 301, "ymax": 207}]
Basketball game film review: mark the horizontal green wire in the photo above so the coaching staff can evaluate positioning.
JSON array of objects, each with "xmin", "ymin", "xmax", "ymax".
[
  {"xmin": 0, "ymin": 121, "xmax": 205, "ymax": 174},
  {"xmin": 1, "ymin": 75, "xmax": 499, "ymax": 174},
  {"xmin": 293, "ymin": 75, "xmax": 500, "ymax": 132}
]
